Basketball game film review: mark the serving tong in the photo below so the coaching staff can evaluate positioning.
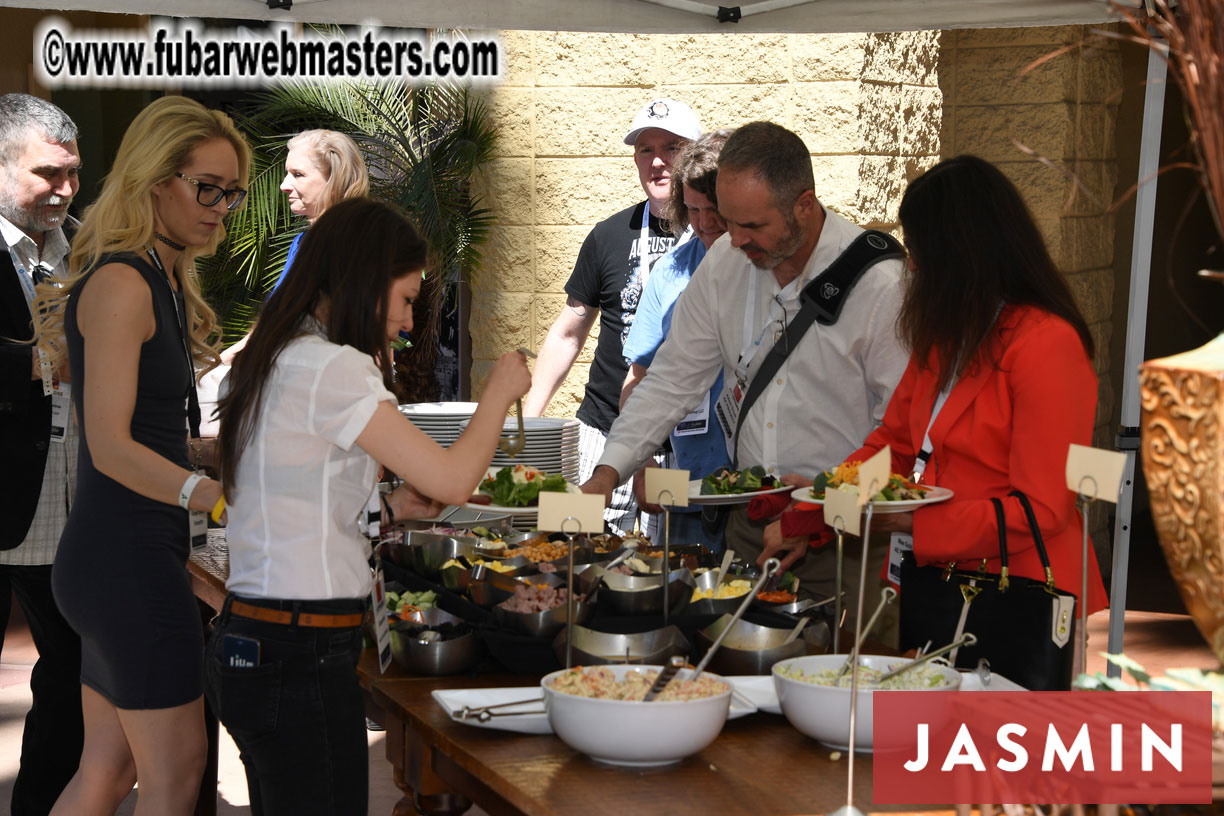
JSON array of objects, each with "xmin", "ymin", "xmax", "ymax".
[
  {"xmin": 875, "ymin": 632, "xmax": 976, "ymax": 684},
  {"xmin": 836, "ymin": 586, "xmax": 897, "ymax": 678},
  {"xmin": 453, "ymin": 697, "xmax": 545, "ymax": 722},
  {"xmin": 497, "ymin": 348, "xmax": 537, "ymax": 458},
  {"xmin": 642, "ymin": 655, "xmax": 687, "ymax": 702}
]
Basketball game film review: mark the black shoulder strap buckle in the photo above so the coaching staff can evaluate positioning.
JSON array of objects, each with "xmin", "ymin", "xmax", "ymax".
[{"xmin": 800, "ymin": 230, "xmax": 904, "ymax": 325}]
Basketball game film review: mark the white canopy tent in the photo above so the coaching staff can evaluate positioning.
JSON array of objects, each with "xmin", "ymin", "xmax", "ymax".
[
  {"xmin": 0, "ymin": 0, "xmax": 1126, "ymax": 34},
  {"xmin": 0, "ymin": 0, "xmax": 1164, "ymax": 673}
]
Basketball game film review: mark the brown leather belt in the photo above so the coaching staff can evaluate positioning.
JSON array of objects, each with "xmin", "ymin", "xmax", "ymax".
[{"xmin": 230, "ymin": 600, "xmax": 366, "ymax": 629}]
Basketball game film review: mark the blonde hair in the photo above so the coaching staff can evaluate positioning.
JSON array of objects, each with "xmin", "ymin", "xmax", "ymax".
[
  {"xmin": 33, "ymin": 95, "xmax": 251, "ymax": 378},
  {"xmin": 286, "ymin": 129, "xmax": 369, "ymax": 216}
]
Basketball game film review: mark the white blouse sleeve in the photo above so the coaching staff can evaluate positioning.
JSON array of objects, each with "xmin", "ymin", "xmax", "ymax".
[{"xmin": 309, "ymin": 345, "xmax": 397, "ymax": 451}]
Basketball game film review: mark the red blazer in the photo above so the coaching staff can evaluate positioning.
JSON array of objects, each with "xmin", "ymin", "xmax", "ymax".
[{"xmin": 849, "ymin": 304, "xmax": 1107, "ymax": 614}]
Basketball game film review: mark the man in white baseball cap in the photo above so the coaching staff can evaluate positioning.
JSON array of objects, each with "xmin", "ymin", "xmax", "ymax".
[{"xmin": 524, "ymin": 97, "xmax": 701, "ymax": 535}]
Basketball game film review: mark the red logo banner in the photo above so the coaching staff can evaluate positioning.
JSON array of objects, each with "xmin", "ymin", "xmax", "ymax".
[{"xmin": 872, "ymin": 691, "xmax": 1212, "ymax": 804}]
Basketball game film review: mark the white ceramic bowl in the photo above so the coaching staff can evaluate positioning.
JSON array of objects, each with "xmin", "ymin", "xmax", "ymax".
[
  {"xmin": 772, "ymin": 654, "xmax": 961, "ymax": 752},
  {"xmin": 540, "ymin": 664, "xmax": 732, "ymax": 766}
]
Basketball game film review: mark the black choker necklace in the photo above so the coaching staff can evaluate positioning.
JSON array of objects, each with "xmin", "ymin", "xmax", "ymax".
[{"xmin": 154, "ymin": 231, "xmax": 185, "ymax": 251}]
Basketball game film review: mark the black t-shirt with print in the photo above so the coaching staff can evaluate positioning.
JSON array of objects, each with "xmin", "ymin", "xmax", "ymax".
[{"xmin": 565, "ymin": 200, "xmax": 678, "ymax": 434}]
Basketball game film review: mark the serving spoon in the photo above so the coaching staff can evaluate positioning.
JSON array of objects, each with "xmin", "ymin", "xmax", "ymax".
[{"xmin": 497, "ymin": 348, "xmax": 537, "ymax": 459}]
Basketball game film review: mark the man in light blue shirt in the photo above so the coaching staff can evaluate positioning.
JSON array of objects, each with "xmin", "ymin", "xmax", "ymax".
[{"xmin": 621, "ymin": 131, "xmax": 731, "ymax": 552}]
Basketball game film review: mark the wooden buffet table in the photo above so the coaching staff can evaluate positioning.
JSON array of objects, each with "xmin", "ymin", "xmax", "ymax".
[
  {"xmin": 188, "ymin": 536, "xmax": 931, "ymax": 816},
  {"xmin": 368, "ymin": 668, "xmax": 946, "ymax": 816},
  {"xmin": 189, "ymin": 537, "xmax": 1223, "ymax": 815}
]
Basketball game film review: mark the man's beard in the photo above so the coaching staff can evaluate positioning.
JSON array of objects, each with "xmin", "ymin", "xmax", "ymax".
[
  {"xmin": 741, "ymin": 215, "xmax": 805, "ymax": 271},
  {"xmin": 0, "ymin": 187, "xmax": 71, "ymax": 236}
]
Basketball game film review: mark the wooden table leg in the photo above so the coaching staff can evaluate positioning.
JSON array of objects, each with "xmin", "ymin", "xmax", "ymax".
[{"xmin": 382, "ymin": 707, "xmax": 471, "ymax": 816}]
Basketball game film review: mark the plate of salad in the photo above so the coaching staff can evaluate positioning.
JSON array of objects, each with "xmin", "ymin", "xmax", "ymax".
[
  {"xmin": 465, "ymin": 464, "xmax": 579, "ymax": 515},
  {"xmin": 686, "ymin": 466, "xmax": 797, "ymax": 506},
  {"xmin": 791, "ymin": 461, "xmax": 953, "ymax": 514}
]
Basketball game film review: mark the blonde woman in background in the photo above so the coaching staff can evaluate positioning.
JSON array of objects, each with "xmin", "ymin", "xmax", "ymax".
[
  {"xmin": 33, "ymin": 95, "xmax": 249, "ymax": 816},
  {"xmin": 220, "ymin": 128, "xmax": 368, "ymax": 366}
]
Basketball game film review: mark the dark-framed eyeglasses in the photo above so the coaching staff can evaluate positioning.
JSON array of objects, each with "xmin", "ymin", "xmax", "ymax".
[{"xmin": 175, "ymin": 172, "xmax": 247, "ymax": 211}]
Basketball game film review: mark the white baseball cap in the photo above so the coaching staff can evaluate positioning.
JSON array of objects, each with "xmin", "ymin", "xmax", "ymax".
[{"xmin": 623, "ymin": 98, "xmax": 702, "ymax": 145}]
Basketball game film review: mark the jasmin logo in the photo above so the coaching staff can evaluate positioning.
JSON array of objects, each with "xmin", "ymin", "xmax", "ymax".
[{"xmin": 872, "ymin": 691, "xmax": 1212, "ymax": 804}]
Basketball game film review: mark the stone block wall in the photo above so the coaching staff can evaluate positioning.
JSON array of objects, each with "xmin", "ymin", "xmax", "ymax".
[
  {"xmin": 468, "ymin": 27, "xmax": 1122, "ymax": 565},
  {"xmin": 938, "ymin": 25, "xmax": 1122, "ymax": 553},
  {"xmin": 469, "ymin": 30, "xmax": 943, "ymax": 405}
]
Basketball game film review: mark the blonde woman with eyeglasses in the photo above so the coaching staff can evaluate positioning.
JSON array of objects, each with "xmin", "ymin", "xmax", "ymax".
[{"xmin": 33, "ymin": 95, "xmax": 250, "ymax": 816}]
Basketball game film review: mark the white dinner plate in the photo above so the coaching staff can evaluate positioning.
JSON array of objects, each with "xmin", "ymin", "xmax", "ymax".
[
  {"xmin": 686, "ymin": 479, "xmax": 796, "ymax": 506},
  {"xmin": 465, "ymin": 467, "xmax": 579, "ymax": 514},
  {"xmin": 728, "ymin": 675, "xmax": 782, "ymax": 714},
  {"xmin": 434, "ymin": 682, "xmax": 758, "ymax": 735},
  {"xmin": 790, "ymin": 484, "xmax": 954, "ymax": 514}
]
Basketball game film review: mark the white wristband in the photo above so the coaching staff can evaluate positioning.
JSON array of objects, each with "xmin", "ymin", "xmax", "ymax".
[{"xmin": 179, "ymin": 472, "xmax": 207, "ymax": 510}]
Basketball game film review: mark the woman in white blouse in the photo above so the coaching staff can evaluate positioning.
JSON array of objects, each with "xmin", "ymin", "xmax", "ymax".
[{"xmin": 207, "ymin": 197, "xmax": 530, "ymax": 814}]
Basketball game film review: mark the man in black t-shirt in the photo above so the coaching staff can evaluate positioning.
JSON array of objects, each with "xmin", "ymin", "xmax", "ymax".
[{"xmin": 524, "ymin": 98, "xmax": 701, "ymax": 534}]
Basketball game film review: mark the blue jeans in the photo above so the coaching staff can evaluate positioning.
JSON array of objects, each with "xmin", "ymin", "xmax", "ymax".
[
  {"xmin": 665, "ymin": 508, "xmax": 726, "ymax": 556},
  {"xmin": 203, "ymin": 595, "xmax": 367, "ymax": 816}
]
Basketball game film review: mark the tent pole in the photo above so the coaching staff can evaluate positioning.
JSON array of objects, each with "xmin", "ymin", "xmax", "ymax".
[{"xmin": 1106, "ymin": 41, "xmax": 1166, "ymax": 677}]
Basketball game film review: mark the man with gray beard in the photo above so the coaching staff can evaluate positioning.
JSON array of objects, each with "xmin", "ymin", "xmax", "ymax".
[
  {"xmin": 0, "ymin": 93, "xmax": 84, "ymax": 816},
  {"xmin": 583, "ymin": 122, "xmax": 909, "ymax": 635}
]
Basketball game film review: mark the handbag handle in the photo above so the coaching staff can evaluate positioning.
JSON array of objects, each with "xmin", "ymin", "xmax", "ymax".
[
  {"xmin": 989, "ymin": 497, "xmax": 1009, "ymax": 591},
  {"xmin": 1007, "ymin": 489, "xmax": 1058, "ymax": 593}
]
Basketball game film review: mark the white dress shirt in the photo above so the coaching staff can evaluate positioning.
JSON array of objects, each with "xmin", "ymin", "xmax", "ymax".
[
  {"xmin": 223, "ymin": 329, "xmax": 395, "ymax": 600},
  {"xmin": 599, "ymin": 208, "xmax": 909, "ymax": 481},
  {"xmin": 1, "ymin": 214, "xmax": 77, "ymax": 566}
]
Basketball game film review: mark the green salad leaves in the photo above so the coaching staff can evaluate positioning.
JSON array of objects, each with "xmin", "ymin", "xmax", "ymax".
[
  {"xmin": 699, "ymin": 465, "xmax": 778, "ymax": 495},
  {"xmin": 479, "ymin": 465, "xmax": 569, "ymax": 507}
]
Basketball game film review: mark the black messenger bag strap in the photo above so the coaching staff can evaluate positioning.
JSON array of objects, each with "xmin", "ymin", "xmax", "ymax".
[{"xmin": 730, "ymin": 229, "xmax": 904, "ymax": 468}]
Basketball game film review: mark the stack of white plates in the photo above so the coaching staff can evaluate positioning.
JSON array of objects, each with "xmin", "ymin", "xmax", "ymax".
[
  {"xmin": 461, "ymin": 417, "xmax": 581, "ymax": 484},
  {"xmin": 398, "ymin": 402, "xmax": 480, "ymax": 445}
]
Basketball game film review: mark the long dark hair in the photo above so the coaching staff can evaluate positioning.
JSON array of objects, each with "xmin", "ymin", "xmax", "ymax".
[
  {"xmin": 216, "ymin": 197, "xmax": 428, "ymax": 498},
  {"xmin": 897, "ymin": 155, "xmax": 1094, "ymax": 391}
]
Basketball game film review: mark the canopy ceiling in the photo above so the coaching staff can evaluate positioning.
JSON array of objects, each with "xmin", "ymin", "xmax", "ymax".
[{"xmin": 0, "ymin": 0, "xmax": 1125, "ymax": 34}]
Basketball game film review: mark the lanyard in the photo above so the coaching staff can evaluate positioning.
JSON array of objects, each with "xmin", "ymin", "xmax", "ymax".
[
  {"xmin": 8, "ymin": 245, "xmax": 52, "ymax": 317},
  {"xmin": 637, "ymin": 205, "xmax": 652, "ymax": 288},
  {"xmin": 145, "ymin": 247, "xmax": 202, "ymax": 438},
  {"xmin": 733, "ymin": 275, "xmax": 801, "ymax": 385},
  {"xmin": 912, "ymin": 385, "xmax": 952, "ymax": 481},
  {"xmin": 911, "ymin": 302, "xmax": 1007, "ymax": 482}
]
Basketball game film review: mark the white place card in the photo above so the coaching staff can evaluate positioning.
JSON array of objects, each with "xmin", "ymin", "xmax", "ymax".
[
  {"xmin": 537, "ymin": 491, "xmax": 605, "ymax": 535},
  {"xmin": 823, "ymin": 487, "xmax": 861, "ymax": 537},
  {"xmin": 857, "ymin": 445, "xmax": 892, "ymax": 507},
  {"xmin": 1065, "ymin": 443, "xmax": 1126, "ymax": 503},
  {"xmin": 644, "ymin": 467, "xmax": 690, "ymax": 508}
]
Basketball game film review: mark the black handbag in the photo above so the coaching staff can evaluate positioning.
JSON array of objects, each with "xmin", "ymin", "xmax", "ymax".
[{"xmin": 898, "ymin": 490, "xmax": 1077, "ymax": 690}]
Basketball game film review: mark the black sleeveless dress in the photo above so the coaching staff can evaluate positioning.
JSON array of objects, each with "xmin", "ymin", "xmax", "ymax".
[{"xmin": 53, "ymin": 251, "xmax": 203, "ymax": 709}]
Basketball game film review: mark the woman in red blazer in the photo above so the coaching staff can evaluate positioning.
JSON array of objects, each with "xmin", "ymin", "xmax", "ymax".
[{"xmin": 760, "ymin": 155, "xmax": 1107, "ymax": 615}]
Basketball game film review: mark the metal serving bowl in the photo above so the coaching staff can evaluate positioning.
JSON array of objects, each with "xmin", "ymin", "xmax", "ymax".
[
  {"xmin": 492, "ymin": 596, "xmax": 594, "ymax": 639},
  {"xmin": 696, "ymin": 615, "xmax": 831, "ymax": 675},
  {"xmin": 687, "ymin": 570, "xmax": 756, "ymax": 616},
  {"xmin": 438, "ymin": 555, "xmax": 535, "ymax": 593},
  {"xmin": 578, "ymin": 566, "xmax": 696, "ymax": 617},
  {"xmin": 399, "ymin": 534, "xmax": 480, "ymax": 579},
  {"xmin": 388, "ymin": 608, "xmax": 482, "ymax": 676},
  {"xmin": 466, "ymin": 570, "xmax": 565, "ymax": 608},
  {"xmin": 752, "ymin": 594, "xmax": 835, "ymax": 616},
  {"xmin": 551, "ymin": 624, "xmax": 692, "ymax": 666}
]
